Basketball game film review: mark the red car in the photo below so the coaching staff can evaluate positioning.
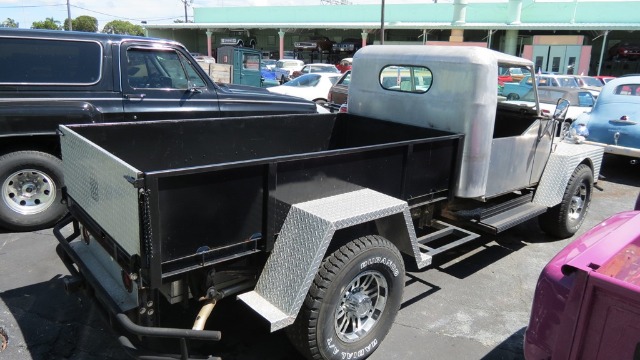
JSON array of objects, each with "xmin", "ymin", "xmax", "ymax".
[
  {"xmin": 608, "ymin": 41, "xmax": 640, "ymax": 60},
  {"xmin": 336, "ymin": 58, "xmax": 352, "ymax": 73}
]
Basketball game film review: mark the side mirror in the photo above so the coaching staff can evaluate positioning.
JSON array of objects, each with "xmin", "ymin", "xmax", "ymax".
[{"xmin": 553, "ymin": 98, "xmax": 570, "ymax": 120}]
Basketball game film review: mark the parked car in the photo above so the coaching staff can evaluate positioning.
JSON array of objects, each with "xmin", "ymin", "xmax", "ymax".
[
  {"xmin": 570, "ymin": 75, "xmax": 602, "ymax": 97},
  {"xmin": 266, "ymin": 72, "xmax": 341, "ymax": 105},
  {"xmin": 0, "ymin": 28, "xmax": 319, "ymax": 231},
  {"xmin": 262, "ymin": 59, "xmax": 277, "ymax": 71},
  {"xmin": 219, "ymin": 29, "xmax": 256, "ymax": 48},
  {"xmin": 594, "ymin": 75, "xmax": 615, "ymax": 85},
  {"xmin": 502, "ymin": 74, "xmax": 579, "ymax": 99},
  {"xmin": 571, "ymin": 75, "xmax": 640, "ymax": 159},
  {"xmin": 336, "ymin": 57, "xmax": 352, "ymax": 73},
  {"xmin": 290, "ymin": 63, "xmax": 340, "ymax": 79},
  {"xmin": 273, "ymin": 59, "xmax": 305, "ymax": 84},
  {"xmin": 498, "ymin": 66, "xmax": 526, "ymax": 85},
  {"xmin": 504, "ymin": 87, "xmax": 595, "ymax": 134},
  {"xmin": 524, "ymin": 193, "xmax": 640, "ymax": 360},
  {"xmin": 294, "ymin": 35, "xmax": 334, "ymax": 53},
  {"xmin": 332, "ymin": 38, "xmax": 370, "ymax": 53},
  {"xmin": 608, "ymin": 41, "xmax": 640, "ymax": 60},
  {"xmin": 327, "ymin": 70, "xmax": 351, "ymax": 112}
]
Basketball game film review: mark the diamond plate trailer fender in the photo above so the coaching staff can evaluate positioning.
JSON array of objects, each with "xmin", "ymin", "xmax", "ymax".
[
  {"xmin": 238, "ymin": 188, "xmax": 429, "ymax": 332},
  {"xmin": 533, "ymin": 142, "xmax": 604, "ymax": 207}
]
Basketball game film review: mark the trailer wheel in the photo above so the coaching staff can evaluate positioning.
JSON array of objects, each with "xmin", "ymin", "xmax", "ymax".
[
  {"xmin": 0, "ymin": 151, "xmax": 66, "ymax": 231},
  {"xmin": 287, "ymin": 235, "xmax": 404, "ymax": 360},
  {"xmin": 539, "ymin": 164, "xmax": 593, "ymax": 238}
]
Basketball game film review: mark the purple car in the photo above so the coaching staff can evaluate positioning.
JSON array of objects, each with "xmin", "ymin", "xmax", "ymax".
[{"xmin": 524, "ymin": 193, "xmax": 640, "ymax": 359}]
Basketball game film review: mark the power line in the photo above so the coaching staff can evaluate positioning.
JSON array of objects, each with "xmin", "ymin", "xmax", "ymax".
[{"xmin": 0, "ymin": 3, "xmax": 182, "ymax": 23}]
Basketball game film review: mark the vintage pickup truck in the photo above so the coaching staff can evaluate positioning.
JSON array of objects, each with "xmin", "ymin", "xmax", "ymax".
[
  {"xmin": 54, "ymin": 45, "xmax": 604, "ymax": 360},
  {"xmin": 0, "ymin": 28, "xmax": 318, "ymax": 232}
]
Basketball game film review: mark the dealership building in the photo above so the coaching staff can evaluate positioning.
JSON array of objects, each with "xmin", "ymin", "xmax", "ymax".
[{"xmin": 144, "ymin": 0, "xmax": 640, "ymax": 76}]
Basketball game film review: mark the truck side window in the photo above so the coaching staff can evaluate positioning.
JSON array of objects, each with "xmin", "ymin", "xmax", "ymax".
[
  {"xmin": 0, "ymin": 37, "xmax": 101, "ymax": 85},
  {"xmin": 126, "ymin": 48, "xmax": 205, "ymax": 89},
  {"xmin": 379, "ymin": 65, "xmax": 432, "ymax": 93}
]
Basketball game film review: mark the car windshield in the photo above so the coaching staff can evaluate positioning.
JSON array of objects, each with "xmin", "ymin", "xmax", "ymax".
[
  {"xmin": 557, "ymin": 77, "xmax": 579, "ymax": 87},
  {"xmin": 581, "ymin": 77, "xmax": 603, "ymax": 87},
  {"xmin": 284, "ymin": 74, "xmax": 322, "ymax": 87},
  {"xmin": 277, "ymin": 61, "xmax": 300, "ymax": 69},
  {"xmin": 311, "ymin": 66, "xmax": 339, "ymax": 73}
]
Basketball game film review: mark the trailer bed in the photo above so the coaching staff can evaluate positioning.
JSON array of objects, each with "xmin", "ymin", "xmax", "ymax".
[{"xmin": 60, "ymin": 113, "xmax": 462, "ymax": 287}]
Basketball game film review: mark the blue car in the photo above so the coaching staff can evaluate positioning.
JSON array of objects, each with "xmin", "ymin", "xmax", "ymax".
[{"xmin": 571, "ymin": 75, "xmax": 640, "ymax": 159}]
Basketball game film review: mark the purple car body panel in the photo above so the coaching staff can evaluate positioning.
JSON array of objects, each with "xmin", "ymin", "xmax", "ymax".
[{"xmin": 525, "ymin": 206, "xmax": 640, "ymax": 360}]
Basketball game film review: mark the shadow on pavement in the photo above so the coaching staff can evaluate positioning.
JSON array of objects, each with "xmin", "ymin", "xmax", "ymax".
[
  {"xmin": 480, "ymin": 327, "xmax": 526, "ymax": 360},
  {"xmin": 0, "ymin": 276, "xmax": 127, "ymax": 360}
]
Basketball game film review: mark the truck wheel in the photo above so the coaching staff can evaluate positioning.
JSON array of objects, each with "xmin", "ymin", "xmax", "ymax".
[
  {"xmin": 539, "ymin": 164, "xmax": 593, "ymax": 238},
  {"xmin": 0, "ymin": 151, "xmax": 66, "ymax": 231},
  {"xmin": 287, "ymin": 235, "xmax": 404, "ymax": 360}
]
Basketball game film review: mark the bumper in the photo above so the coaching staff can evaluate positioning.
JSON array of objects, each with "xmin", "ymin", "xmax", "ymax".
[
  {"xmin": 582, "ymin": 140, "xmax": 640, "ymax": 158},
  {"xmin": 53, "ymin": 214, "xmax": 222, "ymax": 360}
]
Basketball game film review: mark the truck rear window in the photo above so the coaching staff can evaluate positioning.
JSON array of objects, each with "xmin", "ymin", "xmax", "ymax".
[
  {"xmin": 380, "ymin": 65, "xmax": 432, "ymax": 93},
  {"xmin": 0, "ymin": 37, "xmax": 102, "ymax": 85}
]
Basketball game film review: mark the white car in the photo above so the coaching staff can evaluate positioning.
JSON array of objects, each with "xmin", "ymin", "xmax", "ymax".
[
  {"xmin": 500, "ymin": 87, "xmax": 596, "ymax": 134},
  {"xmin": 266, "ymin": 73, "xmax": 342, "ymax": 105},
  {"xmin": 274, "ymin": 59, "xmax": 305, "ymax": 83}
]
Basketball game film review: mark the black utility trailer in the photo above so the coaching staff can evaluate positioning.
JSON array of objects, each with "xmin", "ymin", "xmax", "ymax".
[{"xmin": 55, "ymin": 112, "xmax": 463, "ymax": 359}]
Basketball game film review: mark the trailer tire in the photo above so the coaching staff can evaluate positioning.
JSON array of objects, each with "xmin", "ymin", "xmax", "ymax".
[
  {"xmin": 287, "ymin": 235, "xmax": 404, "ymax": 360},
  {"xmin": 539, "ymin": 164, "xmax": 593, "ymax": 238},
  {"xmin": 0, "ymin": 151, "xmax": 66, "ymax": 231}
]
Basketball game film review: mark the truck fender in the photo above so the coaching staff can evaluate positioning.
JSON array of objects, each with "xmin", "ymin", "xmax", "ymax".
[
  {"xmin": 533, "ymin": 142, "xmax": 604, "ymax": 207},
  {"xmin": 237, "ymin": 188, "xmax": 430, "ymax": 332}
]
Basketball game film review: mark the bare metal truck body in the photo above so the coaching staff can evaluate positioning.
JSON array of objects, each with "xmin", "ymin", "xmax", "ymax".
[{"xmin": 54, "ymin": 46, "xmax": 604, "ymax": 360}]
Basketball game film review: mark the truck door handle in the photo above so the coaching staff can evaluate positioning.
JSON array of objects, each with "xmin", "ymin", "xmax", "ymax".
[{"xmin": 125, "ymin": 94, "xmax": 146, "ymax": 100}]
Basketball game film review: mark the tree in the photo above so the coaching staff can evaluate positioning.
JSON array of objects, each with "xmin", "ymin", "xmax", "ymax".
[
  {"xmin": 1, "ymin": 18, "xmax": 18, "ymax": 28},
  {"xmin": 31, "ymin": 17, "xmax": 62, "ymax": 30},
  {"xmin": 102, "ymin": 20, "xmax": 144, "ymax": 36},
  {"xmin": 64, "ymin": 15, "xmax": 98, "ymax": 32}
]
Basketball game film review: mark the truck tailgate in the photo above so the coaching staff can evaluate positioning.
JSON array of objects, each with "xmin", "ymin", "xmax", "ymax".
[{"xmin": 60, "ymin": 125, "xmax": 143, "ymax": 256}]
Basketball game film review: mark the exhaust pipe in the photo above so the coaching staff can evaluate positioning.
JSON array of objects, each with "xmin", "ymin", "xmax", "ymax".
[
  {"xmin": 192, "ymin": 299, "xmax": 217, "ymax": 331},
  {"xmin": 631, "ymin": 159, "xmax": 638, "ymax": 165}
]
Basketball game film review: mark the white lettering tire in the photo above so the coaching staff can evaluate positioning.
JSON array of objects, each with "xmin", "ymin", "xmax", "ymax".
[{"xmin": 287, "ymin": 235, "xmax": 404, "ymax": 360}]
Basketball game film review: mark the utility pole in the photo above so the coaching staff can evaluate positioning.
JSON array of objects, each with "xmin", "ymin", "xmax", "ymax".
[
  {"xmin": 66, "ymin": 0, "xmax": 72, "ymax": 31},
  {"xmin": 380, "ymin": 0, "xmax": 385, "ymax": 44},
  {"xmin": 181, "ymin": 0, "xmax": 194, "ymax": 23}
]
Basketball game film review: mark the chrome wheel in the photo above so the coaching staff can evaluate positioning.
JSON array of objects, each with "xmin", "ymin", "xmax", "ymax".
[
  {"xmin": 2, "ymin": 169, "xmax": 56, "ymax": 215},
  {"xmin": 334, "ymin": 270, "xmax": 388, "ymax": 343},
  {"xmin": 568, "ymin": 181, "xmax": 587, "ymax": 222}
]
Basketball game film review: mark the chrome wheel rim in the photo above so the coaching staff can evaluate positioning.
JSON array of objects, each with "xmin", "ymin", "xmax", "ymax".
[
  {"xmin": 2, "ymin": 169, "xmax": 56, "ymax": 215},
  {"xmin": 334, "ymin": 270, "xmax": 388, "ymax": 343},
  {"xmin": 568, "ymin": 181, "xmax": 588, "ymax": 222}
]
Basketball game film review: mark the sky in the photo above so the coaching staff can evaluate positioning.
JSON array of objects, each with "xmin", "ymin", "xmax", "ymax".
[
  {"xmin": 0, "ymin": 0, "xmax": 439, "ymax": 30},
  {"xmin": 0, "ymin": 0, "xmax": 632, "ymax": 30}
]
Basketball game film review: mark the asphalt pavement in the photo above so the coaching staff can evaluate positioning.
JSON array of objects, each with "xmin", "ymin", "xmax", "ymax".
[{"xmin": 0, "ymin": 154, "xmax": 638, "ymax": 360}]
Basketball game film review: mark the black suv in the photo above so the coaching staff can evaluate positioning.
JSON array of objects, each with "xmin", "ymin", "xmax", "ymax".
[{"xmin": 0, "ymin": 28, "xmax": 318, "ymax": 231}]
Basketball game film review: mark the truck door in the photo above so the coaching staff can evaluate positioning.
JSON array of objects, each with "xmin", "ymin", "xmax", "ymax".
[
  {"xmin": 234, "ymin": 48, "xmax": 262, "ymax": 87},
  {"xmin": 121, "ymin": 45, "xmax": 220, "ymax": 121},
  {"xmin": 487, "ymin": 65, "xmax": 553, "ymax": 197}
]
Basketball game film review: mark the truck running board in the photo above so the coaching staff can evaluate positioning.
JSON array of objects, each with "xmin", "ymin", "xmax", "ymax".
[
  {"xmin": 477, "ymin": 203, "xmax": 547, "ymax": 234},
  {"xmin": 416, "ymin": 220, "xmax": 480, "ymax": 257}
]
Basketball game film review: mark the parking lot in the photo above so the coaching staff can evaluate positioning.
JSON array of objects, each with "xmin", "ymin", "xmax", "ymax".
[{"xmin": 0, "ymin": 154, "xmax": 638, "ymax": 360}]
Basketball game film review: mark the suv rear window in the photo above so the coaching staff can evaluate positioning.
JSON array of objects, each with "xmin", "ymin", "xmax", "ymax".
[{"xmin": 0, "ymin": 37, "xmax": 102, "ymax": 85}]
